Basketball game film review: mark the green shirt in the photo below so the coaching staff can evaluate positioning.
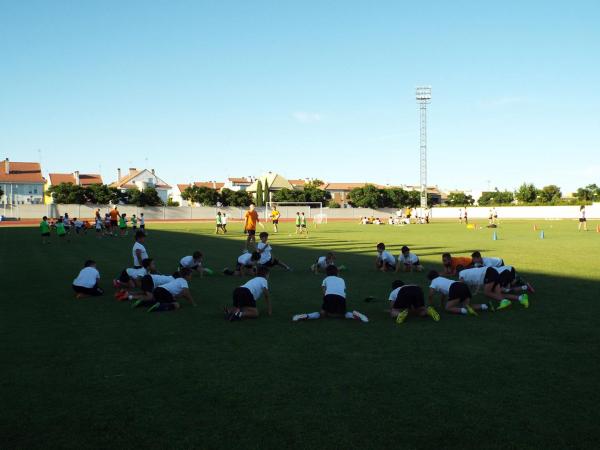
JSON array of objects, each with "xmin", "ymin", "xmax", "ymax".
[
  {"xmin": 300, "ymin": 216, "xmax": 306, "ymax": 225},
  {"xmin": 40, "ymin": 221, "xmax": 50, "ymax": 234},
  {"xmin": 295, "ymin": 216, "xmax": 301, "ymax": 225},
  {"xmin": 216, "ymin": 215, "xmax": 222, "ymax": 224},
  {"xmin": 119, "ymin": 217, "xmax": 127, "ymax": 228},
  {"xmin": 56, "ymin": 222, "xmax": 66, "ymax": 236},
  {"xmin": 131, "ymin": 217, "xmax": 137, "ymax": 225}
]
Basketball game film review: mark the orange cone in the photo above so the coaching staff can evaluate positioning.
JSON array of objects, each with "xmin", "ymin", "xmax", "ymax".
[
  {"xmin": 596, "ymin": 224, "xmax": 600, "ymax": 233},
  {"xmin": 533, "ymin": 224, "xmax": 537, "ymax": 231}
]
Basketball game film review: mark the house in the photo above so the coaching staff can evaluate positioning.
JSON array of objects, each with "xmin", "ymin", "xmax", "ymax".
[
  {"xmin": 247, "ymin": 172, "xmax": 295, "ymax": 203},
  {"xmin": 401, "ymin": 185, "xmax": 443, "ymax": 205},
  {"xmin": 45, "ymin": 171, "xmax": 103, "ymax": 203},
  {"xmin": 223, "ymin": 177, "xmax": 252, "ymax": 191},
  {"xmin": 173, "ymin": 181, "xmax": 225, "ymax": 206},
  {"xmin": 0, "ymin": 158, "xmax": 45, "ymax": 205},
  {"xmin": 110, "ymin": 168, "xmax": 172, "ymax": 203},
  {"xmin": 322, "ymin": 183, "xmax": 378, "ymax": 206}
]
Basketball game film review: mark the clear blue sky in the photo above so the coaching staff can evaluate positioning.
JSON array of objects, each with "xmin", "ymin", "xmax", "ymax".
[{"xmin": 1, "ymin": 0, "xmax": 599, "ymax": 194}]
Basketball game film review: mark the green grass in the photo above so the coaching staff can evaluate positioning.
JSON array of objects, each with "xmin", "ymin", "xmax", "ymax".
[{"xmin": 1, "ymin": 220, "xmax": 599, "ymax": 449}]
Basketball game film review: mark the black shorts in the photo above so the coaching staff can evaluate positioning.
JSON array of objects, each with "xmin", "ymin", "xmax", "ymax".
[
  {"xmin": 95, "ymin": 228, "xmax": 101, "ymax": 233},
  {"xmin": 235, "ymin": 262, "xmax": 254, "ymax": 271},
  {"xmin": 233, "ymin": 287, "xmax": 256, "ymax": 308},
  {"xmin": 377, "ymin": 261, "xmax": 396, "ymax": 270},
  {"xmin": 260, "ymin": 258, "xmax": 279, "ymax": 267},
  {"xmin": 392, "ymin": 286, "xmax": 425, "ymax": 309},
  {"xmin": 448, "ymin": 282, "xmax": 471, "ymax": 301},
  {"xmin": 140, "ymin": 224, "xmax": 146, "ymax": 229},
  {"xmin": 322, "ymin": 294, "xmax": 347, "ymax": 314},
  {"xmin": 497, "ymin": 268, "xmax": 516, "ymax": 287},
  {"xmin": 153, "ymin": 286, "xmax": 175, "ymax": 303},
  {"xmin": 404, "ymin": 259, "xmax": 420, "ymax": 266},
  {"xmin": 118, "ymin": 269, "xmax": 131, "ymax": 283},
  {"xmin": 247, "ymin": 229, "xmax": 256, "ymax": 236},
  {"xmin": 41, "ymin": 232, "xmax": 50, "ymax": 237},
  {"xmin": 483, "ymin": 267, "xmax": 499, "ymax": 285},
  {"xmin": 180, "ymin": 264, "xmax": 199, "ymax": 271},
  {"xmin": 110, "ymin": 220, "xmax": 118, "ymax": 227},
  {"xmin": 301, "ymin": 224, "xmax": 307, "ymax": 228},
  {"xmin": 272, "ymin": 219, "xmax": 279, "ymax": 224},
  {"xmin": 579, "ymin": 218, "xmax": 587, "ymax": 222},
  {"xmin": 140, "ymin": 274, "xmax": 154, "ymax": 293},
  {"xmin": 72, "ymin": 284, "xmax": 104, "ymax": 296}
]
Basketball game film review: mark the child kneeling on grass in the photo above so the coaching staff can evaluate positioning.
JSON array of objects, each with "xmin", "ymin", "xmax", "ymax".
[
  {"xmin": 388, "ymin": 280, "xmax": 439, "ymax": 324},
  {"xmin": 311, "ymin": 252, "xmax": 346, "ymax": 274},
  {"xmin": 133, "ymin": 268, "xmax": 195, "ymax": 312},
  {"xmin": 180, "ymin": 251, "xmax": 214, "ymax": 277},
  {"xmin": 427, "ymin": 270, "xmax": 489, "ymax": 316},
  {"xmin": 72, "ymin": 260, "xmax": 104, "ymax": 298},
  {"xmin": 292, "ymin": 265, "xmax": 368, "ymax": 322},
  {"xmin": 223, "ymin": 251, "xmax": 261, "ymax": 276},
  {"xmin": 225, "ymin": 266, "xmax": 271, "ymax": 321}
]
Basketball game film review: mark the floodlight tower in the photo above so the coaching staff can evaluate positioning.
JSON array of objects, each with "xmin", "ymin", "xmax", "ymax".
[{"xmin": 416, "ymin": 86, "xmax": 432, "ymax": 209}]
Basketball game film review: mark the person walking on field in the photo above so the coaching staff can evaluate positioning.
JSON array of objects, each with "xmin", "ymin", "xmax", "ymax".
[
  {"xmin": 578, "ymin": 205, "xmax": 587, "ymax": 231},
  {"xmin": 244, "ymin": 204, "xmax": 260, "ymax": 249},
  {"xmin": 109, "ymin": 206, "xmax": 120, "ymax": 236},
  {"xmin": 271, "ymin": 207, "xmax": 280, "ymax": 233}
]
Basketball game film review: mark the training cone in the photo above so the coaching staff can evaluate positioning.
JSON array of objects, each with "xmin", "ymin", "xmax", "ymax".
[
  {"xmin": 540, "ymin": 230, "xmax": 545, "ymax": 239},
  {"xmin": 596, "ymin": 224, "xmax": 600, "ymax": 233},
  {"xmin": 533, "ymin": 224, "xmax": 537, "ymax": 231},
  {"xmin": 492, "ymin": 231, "xmax": 498, "ymax": 241}
]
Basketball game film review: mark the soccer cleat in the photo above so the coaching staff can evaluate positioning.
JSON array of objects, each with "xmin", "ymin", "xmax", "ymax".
[
  {"xmin": 395, "ymin": 309, "xmax": 409, "ymax": 324},
  {"xmin": 229, "ymin": 312, "xmax": 242, "ymax": 322},
  {"xmin": 112, "ymin": 279, "xmax": 120, "ymax": 288},
  {"xmin": 427, "ymin": 306, "xmax": 440, "ymax": 322},
  {"xmin": 466, "ymin": 305, "xmax": 479, "ymax": 316},
  {"xmin": 352, "ymin": 310, "xmax": 369, "ymax": 323},
  {"xmin": 497, "ymin": 299, "xmax": 512, "ymax": 310},
  {"xmin": 131, "ymin": 299, "xmax": 144, "ymax": 309},
  {"xmin": 203, "ymin": 268, "xmax": 214, "ymax": 276},
  {"xmin": 292, "ymin": 314, "xmax": 308, "ymax": 322},
  {"xmin": 527, "ymin": 282, "xmax": 536, "ymax": 294},
  {"xmin": 519, "ymin": 294, "xmax": 529, "ymax": 309},
  {"xmin": 147, "ymin": 302, "xmax": 160, "ymax": 313}
]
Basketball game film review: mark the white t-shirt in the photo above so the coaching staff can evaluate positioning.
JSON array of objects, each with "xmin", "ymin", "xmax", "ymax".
[
  {"xmin": 398, "ymin": 252, "xmax": 419, "ymax": 265},
  {"xmin": 480, "ymin": 257, "xmax": 503, "ymax": 267},
  {"xmin": 322, "ymin": 276, "xmax": 346, "ymax": 298},
  {"xmin": 73, "ymin": 267, "xmax": 100, "ymax": 288},
  {"xmin": 126, "ymin": 267, "xmax": 147, "ymax": 279},
  {"xmin": 388, "ymin": 285, "xmax": 418, "ymax": 302},
  {"xmin": 257, "ymin": 242, "xmax": 272, "ymax": 264},
  {"xmin": 150, "ymin": 274, "xmax": 174, "ymax": 286},
  {"xmin": 132, "ymin": 242, "xmax": 148, "ymax": 267},
  {"xmin": 242, "ymin": 276, "xmax": 269, "ymax": 300},
  {"xmin": 429, "ymin": 276, "xmax": 455, "ymax": 296},
  {"xmin": 74, "ymin": 220, "xmax": 83, "ymax": 228},
  {"xmin": 180, "ymin": 255, "xmax": 199, "ymax": 268},
  {"xmin": 95, "ymin": 218, "xmax": 102, "ymax": 229},
  {"xmin": 140, "ymin": 216, "xmax": 145, "ymax": 225},
  {"xmin": 378, "ymin": 250, "xmax": 396, "ymax": 265},
  {"xmin": 222, "ymin": 215, "xmax": 228, "ymax": 224},
  {"xmin": 459, "ymin": 267, "xmax": 488, "ymax": 287},
  {"xmin": 238, "ymin": 252, "xmax": 254, "ymax": 266},
  {"xmin": 495, "ymin": 265, "xmax": 513, "ymax": 274},
  {"xmin": 162, "ymin": 277, "xmax": 189, "ymax": 296},
  {"xmin": 63, "ymin": 217, "xmax": 71, "ymax": 227}
]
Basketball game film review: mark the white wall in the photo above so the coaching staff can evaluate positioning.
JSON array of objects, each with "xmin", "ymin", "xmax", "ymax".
[{"xmin": 429, "ymin": 204, "xmax": 600, "ymax": 220}]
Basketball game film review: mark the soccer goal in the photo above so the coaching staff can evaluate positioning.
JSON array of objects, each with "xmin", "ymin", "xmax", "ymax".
[{"xmin": 265, "ymin": 202, "xmax": 326, "ymax": 226}]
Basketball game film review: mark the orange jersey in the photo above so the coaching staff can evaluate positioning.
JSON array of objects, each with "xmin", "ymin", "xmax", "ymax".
[
  {"xmin": 450, "ymin": 257, "xmax": 472, "ymax": 271},
  {"xmin": 244, "ymin": 210, "xmax": 259, "ymax": 231},
  {"xmin": 109, "ymin": 209, "xmax": 119, "ymax": 220}
]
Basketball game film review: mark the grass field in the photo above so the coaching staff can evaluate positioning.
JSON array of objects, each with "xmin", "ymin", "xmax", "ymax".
[{"xmin": 1, "ymin": 219, "xmax": 599, "ymax": 449}]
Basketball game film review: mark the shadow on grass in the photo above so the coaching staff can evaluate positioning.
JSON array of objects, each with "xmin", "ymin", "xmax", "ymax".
[{"xmin": 0, "ymin": 225, "xmax": 599, "ymax": 450}]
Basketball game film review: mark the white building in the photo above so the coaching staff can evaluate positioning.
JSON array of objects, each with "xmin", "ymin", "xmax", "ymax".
[
  {"xmin": 110, "ymin": 168, "xmax": 172, "ymax": 204},
  {"xmin": 0, "ymin": 158, "xmax": 45, "ymax": 205},
  {"xmin": 223, "ymin": 177, "xmax": 252, "ymax": 191}
]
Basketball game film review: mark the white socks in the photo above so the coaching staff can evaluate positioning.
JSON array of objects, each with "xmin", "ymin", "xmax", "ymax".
[
  {"xmin": 307, "ymin": 312, "xmax": 320, "ymax": 319},
  {"xmin": 480, "ymin": 304, "xmax": 488, "ymax": 311},
  {"xmin": 460, "ymin": 308, "xmax": 467, "ymax": 315},
  {"xmin": 344, "ymin": 312, "xmax": 354, "ymax": 319}
]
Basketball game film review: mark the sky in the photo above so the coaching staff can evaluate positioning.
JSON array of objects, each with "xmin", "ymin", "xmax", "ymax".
[{"xmin": 1, "ymin": 0, "xmax": 599, "ymax": 194}]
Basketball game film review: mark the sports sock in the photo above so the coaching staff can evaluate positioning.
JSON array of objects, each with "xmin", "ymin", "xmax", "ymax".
[
  {"xmin": 521, "ymin": 285, "xmax": 528, "ymax": 291},
  {"xmin": 518, "ymin": 295, "xmax": 524, "ymax": 301},
  {"xmin": 460, "ymin": 308, "xmax": 467, "ymax": 315},
  {"xmin": 307, "ymin": 312, "xmax": 320, "ymax": 319},
  {"xmin": 344, "ymin": 312, "xmax": 355, "ymax": 319},
  {"xmin": 480, "ymin": 304, "xmax": 488, "ymax": 311}
]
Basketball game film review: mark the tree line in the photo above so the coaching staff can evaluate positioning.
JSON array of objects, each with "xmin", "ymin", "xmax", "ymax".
[{"xmin": 46, "ymin": 183, "xmax": 164, "ymax": 206}]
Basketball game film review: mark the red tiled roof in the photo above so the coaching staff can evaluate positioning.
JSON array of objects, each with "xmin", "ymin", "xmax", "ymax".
[
  {"xmin": 110, "ymin": 169, "xmax": 172, "ymax": 189},
  {"xmin": 49, "ymin": 173, "xmax": 103, "ymax": 186},
  {"xmin": 288, "ymin": 179, "xmax": 306, "ymax": 186},
  {"xmin": 228, "ymin": 177, "xmax": 251, "ymax": 184},
  {"xmin": 323, "ymin": 183, "xmax": 379, "ymax": 191},
  {"xmin": 0, "ymin": 161, "xmax": 44, "ymax": 183},
  {"xmin": 178, "ymin": 182, "xmax": 224, "ymax": 191}
]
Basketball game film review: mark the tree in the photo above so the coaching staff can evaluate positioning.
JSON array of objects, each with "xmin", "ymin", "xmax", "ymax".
[
  {"xmin": 219, "ymin": 188, "xmax": 252, "ymax": 207},
  {"xmin": 263, "ymin": 180, "xmax": 270, "ymax": 205},
  {"xmin": 539, "ymin": 185, "xmax": 562, "ymax": 203},
  {"xmin": 255, "ymin": 180, "xmax": 263, "ymax": 207},
  {"xmin": 515, "ymin": 183, "xmax": 539, "ymax": 204},
  {"xmin": 166, "ymin": 198, "xmax": 180, "ymax": 207},
  {"xmin": 327, "ymin": 200, "xmax": 341, "ymax": 208},
  {"xmin": 348, "ymin": 184, "xmax": 384, "ymax": 208},
  {"xmin": 477, "ymin": 190, "xmax": 514, "ymax": 206},
  {"xmin": 446, "ymin": 192, "xmax": 474, "ymax": 206},
  {"xmin": 86, "ymin": 184, "xmax": 122, "ymax": 204},
  {"xmin": 181, "ymin": 186, "xmax": 218, "ymax": 206},
  {"xmin": 47, "ymin": 183, "xmax": 89, "ymax": 204},
  {"xmin": 271, "ymin": 188, "xmax": 303, "ymax": 203},
  {"xmin": 382, "ymin": 188, "xmax": 409, "ymax": 208},
  {"xmin": 575, "ymin": 184, "xmax": 600, "ymax": 202}
]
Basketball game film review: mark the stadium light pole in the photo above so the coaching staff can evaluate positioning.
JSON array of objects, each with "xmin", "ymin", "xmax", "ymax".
[{"xmin": 416, "ymin": 86, "xmax": 432, "ymax": 209}]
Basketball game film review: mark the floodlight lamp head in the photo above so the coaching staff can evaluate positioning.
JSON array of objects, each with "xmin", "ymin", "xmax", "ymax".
[{"xmin": 416, "ymin": 86, "xmax": 432, "ymax": 103}]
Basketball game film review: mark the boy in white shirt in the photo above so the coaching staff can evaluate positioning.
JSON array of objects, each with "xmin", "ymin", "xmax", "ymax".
[
  {"xmin": 141, "ymin": 268, "xmax": 195, "ymax": 312},
  {"xmin": 375, "ymin": 243, "xmax": 396, "ymax": 272},
  {"xmin": 95, "ymin": 216, "xmax": 103, "ymax": 238},
  {"xmin": 388, "ymin": 280, "xmax": 440, "ymax": 324},
  {"xmin": 73, "ymin": 218, "xmax": 84, "ymax": 235},
  {"xmin": 456, "ymin": 265, "xmax": 529, "ymax": 310},
  {"xmin": 470, "ymin": 251, "xmax": 504, "ymax": 268},
  {"xmin": 427, "ymin": 270, "xmax": 488, "ymax": 315},
  {"xmin": 72, "ymin": 260, "xmax": 104, "ymax": 298},
  {"xmin": 257, "ymin": 232, "xmax": 291, "ymax": 270},
  {"xmin": 311, "ymin": 252, "xmax": 346, "ymax": 274},
  {"xmin": 129, "ymin": 259, "xmax": 180, "ymax": 304},
  {"xmin": 396, "ymin": 246, "xmax": 423, "ymax": 272},
  {"xmin": 292, "ymin": 265, "xmax": 368, "ymax": 322},
  {"xmin": 132, "ymin": 231, "xmax": 148, "ymax": 268},
  {"xmin": 139, "ymin": 213, "xmax": 146, "ymax": 233},
  {"xmin": 226, "ymin": 266, "xmax": 272, "ymax": 321},
  {"xmin": 179, "ymin": 251, "xmax": 214, "ymax": 276},
  {"xmin": 223, "ymin": 251, "xmax": 261, "ymax": 276},
  {"xmin": 221, "ymin": 213, "xmax": 228, "ymax": 233}
]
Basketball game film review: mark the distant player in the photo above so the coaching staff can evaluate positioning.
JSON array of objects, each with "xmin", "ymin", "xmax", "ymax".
[
  {"xmin": 55, "ymin": 217, "xmax": 68, "ymax": 242},
  {"xmin": 225, "ymin": 266, "xmax": 271, "ymax": 321},
  {"xmin": 271, "ymin": 207, "xmax": 280, "ymax": 233},
  {"xmin": 109, "ymin": 207, "xmax": 120, "ymax": 235},
  {"xmin": 95, "ymin": 215, "xmax": 103, "ymax": 238},
  {"xmin": 244, "ymin": 204, "xmax": 259, "ymax": 248},
  {"xmin": 72, "ymin": 260, "xmax": 104, "ymax": 298},
  {"xmin": 578, "ymin": 206, "xmax": 587, "ymax": 231},
  {"xmin": 397, "ymin": 246, "xmax": 423, "ymax": 272},
  {"xmin": 221, "ymin": 213, "xmax": 228, "ymax": 233},
  {"xmin": 442, "ymin": 253, "xmax": 473, "ymax": 276},
  {"xmin": 40, "ymin": 216, "xmax": 51, "ymax": 244},
  {"xmin": 295, "ymin": 212, "xmax": 301, "ymax": 234},
  {"xmin": 300, "ymin": 212, "xmax": 308, "ymax": 235},
  {"xmin": 63, "ymin": 213, "xmax": 72, "ymax": 235},
  {"xmin": 132, "ymin": 231, "xmax": 148, "ymax": 268},
  {"xmin": 458, "ymin": 208, "xmax": 463, "ymax": 224},
  {"xmin": 131, "ymin": 214, "xmax": 138, "ymax": 232},
  {"xmin": 375, "ymin": 243, "xmax": 396, "ymax": 272},
  {"xmin": 139, "ymin": 213, "xmax": 146, "ymax": 233},
  {"xmin": 216, "ymin": 212, "xmax": 224, "ymax": 234},
  {"xmin": 387, "ymin": 280, "xmax": 440, "ymax": 324},
  {"xmin": 104, "ymin": 213, "xmax": 111, "ymax": 236},
  {"xmin": 471, "ymin": 251, "xmax": 504, "ymax": 268},
  {"xmin": 463, "ymin": 209, "xmax": 468, "ymax": 225},
  {"xmin": 118, "ymin": 213, "xmax": 128, "ymax": 237},
  {"xmin": 427, "ymin": 270, "xmax": 488, "ymax": 315},
  {"xmin": 292, "ymin": 265, "xmax": 368, "ymax": 322}
]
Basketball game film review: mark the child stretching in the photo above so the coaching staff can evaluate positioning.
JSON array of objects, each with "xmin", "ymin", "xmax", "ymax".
[
  {"xmin": 388, "ymin": 280, "xmax": 440, "ymax": 324},
  {"xmin": 456, "ymin": 266, "xmax": 529, "ymax": 310},
  {"xmin": 136, "ymin": 268, "xmax": 196, "ymax": 312},
  {"xmin": 396, "ymin": 246, "xmax": 423, "ymax": 272},
  {"xmin": 180, "ymin": 251, "xmax": 214, "ymax": 276},
  {"xmin": 427, "ymin": 270, "xmax": 489, "ymax": 316},
  {"xmin": 130, "ymin": 261, "xmax": 180, "ymax": 305},
  {"xmin": 292, "ymin": 265, "xmax": 368, "ymax": 322},
  {"xmin": 441, "ymin": 253, "xmax": 472, "ymax": 275},
  {"xmin": 223, "ymin": 251, "xmax": 261, "ymax": 276},
  {"xmin": 257, "ymin": 232, "xmax": 291, "ymax": 270},
  {"xmin": 72, "ymin": 260, "xmax": 104, "ymax": 298},
  {"xmin": 375, "ymin": 243, "xmax": 396, "ymax": 272},
  {"xmin": 225, "ymin": 266, "xmax": 271, "ymax": 321},
  {"xmin": 311, "ymin": 252, "xmax": 346, "ymax": 274}
]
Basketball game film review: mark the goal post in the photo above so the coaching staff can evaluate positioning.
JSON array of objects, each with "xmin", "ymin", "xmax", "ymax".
[{"xmin": 265, "ymin": 202, "xmax": 325, "ymax": 226}]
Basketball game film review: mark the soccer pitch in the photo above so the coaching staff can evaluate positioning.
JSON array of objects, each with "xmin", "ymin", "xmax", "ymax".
[{"xmin": 2, "ymin": 220, "xmax": 599, "ymax": 449}]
